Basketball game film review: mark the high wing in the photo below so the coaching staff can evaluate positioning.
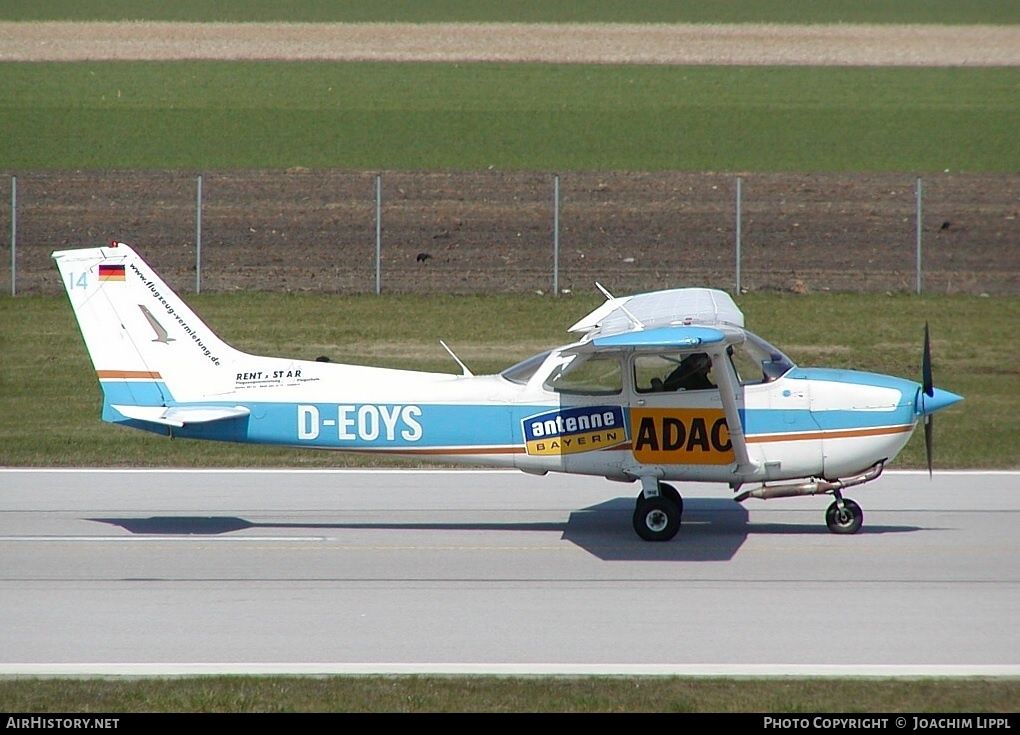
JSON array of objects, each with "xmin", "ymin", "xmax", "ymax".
[{"xmin": 568, "ymin": 286, "xmax": 745, "ymax": 337}]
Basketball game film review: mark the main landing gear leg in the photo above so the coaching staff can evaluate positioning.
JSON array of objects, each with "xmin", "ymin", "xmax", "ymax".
[
  {"xmin": 632, "ymin": 479, "xmax": 683, "ymax": 542},
  {"xmin": 825, "ymin": 491, "xmax": 864, "ymax": 535}
]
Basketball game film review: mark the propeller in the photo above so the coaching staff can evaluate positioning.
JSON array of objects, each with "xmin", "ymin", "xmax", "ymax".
[
  {"xmin": 922, "ymin": 322, "xmax": 935, "ymax": 477},
  {"xmin": 915, "ymin": 322, "xmax": 962, "ymax": 476}
]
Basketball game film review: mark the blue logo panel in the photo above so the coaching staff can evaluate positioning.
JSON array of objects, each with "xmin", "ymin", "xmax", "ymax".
[{"xmin": 522, "ymin": 406, "xmax": 628, "ymax": 456}]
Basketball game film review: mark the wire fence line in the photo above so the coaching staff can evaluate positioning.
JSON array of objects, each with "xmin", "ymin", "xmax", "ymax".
[{"xmin": 4, "ymin": 170, "xmax": 1018, "ymax": 297}]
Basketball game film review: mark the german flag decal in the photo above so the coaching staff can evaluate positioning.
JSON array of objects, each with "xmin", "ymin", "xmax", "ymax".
[{"xmin": 98, "ymin": 264, "xmax": 126, "ymax": 281}]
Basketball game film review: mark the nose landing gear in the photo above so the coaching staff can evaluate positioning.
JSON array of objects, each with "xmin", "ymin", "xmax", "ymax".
[{"xmin": 825, "ymin": 494, "xmax": 864, "ymax": 535}]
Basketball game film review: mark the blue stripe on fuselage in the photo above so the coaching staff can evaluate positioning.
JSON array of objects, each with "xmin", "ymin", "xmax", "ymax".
[
  {"xmin": 785, "ymin": 367, "xmax": 919, "ymax": 393},
  {"xmin": 167, "ymin": 402, "xmax": 536, "ymax": 449},
  {"xmin": 99, "ymin": 368, "xmax": 922, "ymax": 449},
  {"xmin": 740, "ymin": 408, "xmax": 915, "ymax": 436}
]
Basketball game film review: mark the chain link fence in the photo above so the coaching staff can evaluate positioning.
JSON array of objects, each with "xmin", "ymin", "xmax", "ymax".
[{"xmin": 4, "ymin": 170, "xmax": 1018, "ymax": 297}]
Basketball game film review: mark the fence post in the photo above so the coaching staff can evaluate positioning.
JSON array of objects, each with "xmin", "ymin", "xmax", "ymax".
[
  {"xmin": 735, "ymin": 175, "xmax": 742, "ymax": 294},
  {"xmin": 915, "ymin": 177, "xmax": 923, "ymax": 295},
  {"xmin": 9, "ymin": 175, "xmax": 15, "ymax": 296},
  {"xmin": 553, "ymin": 174, "xmax": 560, "ymax": 296},
  {"xmin": 196, "ymin": 174, "xmax": 202, "ymax": 294},
  {"xmin": 375, "ymin": 175, "xmax": 383, "ymax": 295},
  {"xmin": 375, "ymin": 174, "xmax": 382, "ymax": 295}
]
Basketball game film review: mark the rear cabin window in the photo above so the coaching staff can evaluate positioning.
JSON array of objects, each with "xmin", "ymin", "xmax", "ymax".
[
  {"xmin": 501, "ymin": 350, "xmax": 552, "ymax": 385},
  {"xmin": 544, "ymin": 354, "xmax": 622, "ymax": 395}
]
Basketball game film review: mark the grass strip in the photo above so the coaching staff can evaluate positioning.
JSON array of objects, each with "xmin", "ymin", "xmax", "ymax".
[
  {"xmin": 1, "ymin": 292, "xmax": 1012, "ymax": 469},
  {"xmin": 2, "ymin": 64, "xmax": 1017, "ymax": 171},
  {"xmin": 0, "ymin": 675, "xmax": 1017, "ymax": 712}
]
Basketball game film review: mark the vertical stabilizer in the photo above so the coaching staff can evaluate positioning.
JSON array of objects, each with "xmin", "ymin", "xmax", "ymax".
[{"xmin": 53, "ymin": 242, "xmax": 243, "ymax": 415}]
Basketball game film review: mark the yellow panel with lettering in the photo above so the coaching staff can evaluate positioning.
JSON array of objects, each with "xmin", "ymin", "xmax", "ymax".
[{"xmin": 630, "ymin": 408, "xmax": 735, "ymax": 465}]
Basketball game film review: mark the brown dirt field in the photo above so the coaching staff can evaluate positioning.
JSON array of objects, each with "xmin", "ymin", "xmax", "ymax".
[
  {"xmin": 4, "ymin": 169, "xmax": 1018, "ymax": 296},
  {"xmin": 1, "ymin": 24, "xmax": 1017, "ymax": 296},
  {"xmin": 3, "ymin": 22, "xmax": 1019, "ymax": 65}
]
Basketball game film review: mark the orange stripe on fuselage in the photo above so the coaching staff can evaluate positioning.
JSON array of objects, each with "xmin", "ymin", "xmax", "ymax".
[
  {"xmin": 97, "ymin": 370, "xmax": 162, "ymax": 380},
  {"xmin": 343, "ymin": 443, "xmax": 634, "ymax": 458},
  {"xmin": 746, "ymin": 424, "xmax": 913, "ymax": 444},
  {"xmin": 344, "ymin": 446, "xmax": 523, "ymax": 456}
]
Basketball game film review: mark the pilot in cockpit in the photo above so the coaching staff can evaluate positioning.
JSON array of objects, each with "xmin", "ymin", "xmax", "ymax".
[{"xmin": 652, "ymin": 352, "xmax": 715, "ymax": 392}]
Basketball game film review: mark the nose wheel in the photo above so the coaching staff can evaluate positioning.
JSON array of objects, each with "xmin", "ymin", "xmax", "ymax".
[
  {"xmin": 633, "ymin": 483, "xmax": 683, "ymax": 542},
  {"xmin": 825, "ymin": 496, "xmax": 864, "ymax": 534}
]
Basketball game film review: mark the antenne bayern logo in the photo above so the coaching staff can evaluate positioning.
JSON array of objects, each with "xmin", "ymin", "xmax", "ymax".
[{"xmin": 522, "ymin": 406, "xmax": 628, "ymax": 456}]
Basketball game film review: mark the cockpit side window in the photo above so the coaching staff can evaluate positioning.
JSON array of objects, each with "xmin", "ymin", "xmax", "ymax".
[
  {"xmin": 544, "ymin": 354, "xmax": 622, "ymax": 395},
  {"xmin": 634, "ymin": 352, "xmax": 716, "ymax": 393}
]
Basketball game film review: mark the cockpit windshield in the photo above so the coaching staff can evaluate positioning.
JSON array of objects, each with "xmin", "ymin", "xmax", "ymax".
[{"xmin": 729, "ymin": 332, "xmax": 795, "ymax": 384}]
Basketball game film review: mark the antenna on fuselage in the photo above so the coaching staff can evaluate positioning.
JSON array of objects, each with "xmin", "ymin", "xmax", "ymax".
[{"xmin": 439, "ymin": 340, "xmax": 474, "ymax": 377}]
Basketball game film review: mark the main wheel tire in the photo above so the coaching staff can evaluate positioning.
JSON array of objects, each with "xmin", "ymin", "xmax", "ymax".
[
  {"xmin": 658, "ymin": 482, "xmax": 684, "ymax": 516},
  {"xmin": 634, "ymin": 484, "xmax": 684, "ymax": 516},
  {"xmin": 633, "ymin": 495, "xmax": 681, "ymax": 542},
  {"xmin": 825, "ymin": 498, "xmax": 864, "ymax": 535}
]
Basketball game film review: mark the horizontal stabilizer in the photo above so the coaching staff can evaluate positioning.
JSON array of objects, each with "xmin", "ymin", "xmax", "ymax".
[{"xmin": 111, "ymin": 404, "xmax": 250, "ymax": 428}]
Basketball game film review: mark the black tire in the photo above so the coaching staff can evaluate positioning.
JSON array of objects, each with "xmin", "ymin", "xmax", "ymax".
[
  {"xmin": 825, "ymin": 498, "xmax": 864, "ymax": 535},
  {"xmin": 634, "ymin": 484, "xmax": 684, "ymax": 516},
  {"xmin": 658, "ymin": 482, "xmax": 684, "ymax": 516},
  {"xmin": 633, "ymin": 495, "xmax": 681, "ymax": 542}
]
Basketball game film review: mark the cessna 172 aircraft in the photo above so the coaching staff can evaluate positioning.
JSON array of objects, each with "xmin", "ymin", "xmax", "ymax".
[{"xmin": 54, "ymin": 242, "xmax": 962, "ymax": 541}]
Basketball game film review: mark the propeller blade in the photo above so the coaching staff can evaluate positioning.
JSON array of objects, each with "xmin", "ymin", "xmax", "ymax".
[
  {"xmin": 922, "ymin": 321, "xmax": 934, "ymax": 397},
  {"xmin": 922, "ymin": 323, "xmax": 935, "ymax": 477}
]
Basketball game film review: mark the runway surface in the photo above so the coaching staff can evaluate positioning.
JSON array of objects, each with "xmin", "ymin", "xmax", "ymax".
[{"xmin": 1, "ymin": 469, "xmax": 1017, "ymax": 676}]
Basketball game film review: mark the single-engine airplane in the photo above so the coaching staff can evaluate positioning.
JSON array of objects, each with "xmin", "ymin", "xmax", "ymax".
[{"xmin": 54, "ymin": 242, "xmax": 962, "ymax": 541}]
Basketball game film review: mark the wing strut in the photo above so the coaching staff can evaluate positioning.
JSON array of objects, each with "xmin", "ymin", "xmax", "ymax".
[{"xmin": 708, "ymin": 347, "xmax": 757, "ymax": 478}]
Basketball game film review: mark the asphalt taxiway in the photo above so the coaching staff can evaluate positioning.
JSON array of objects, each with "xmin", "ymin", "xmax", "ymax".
[{"xmin": 1, "ymin": 469, "xmax": 1017, "ymax": 676}]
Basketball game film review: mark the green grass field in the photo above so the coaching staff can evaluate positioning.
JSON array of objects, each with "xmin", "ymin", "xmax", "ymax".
[
  {"xmin": 1, "ymin": 676, "xmax": 1017, "ymax": 713},
  {"xmin": 2, "ymin": 0, "xmax": 1019, "ymax": 24},
  {"xmin": 2, "ymin": 63, "xmax": 1018, "ymax": 171},
  {"xmin": 1, "ymin": 291, "xmax": 1013, "ymax": 469}
]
